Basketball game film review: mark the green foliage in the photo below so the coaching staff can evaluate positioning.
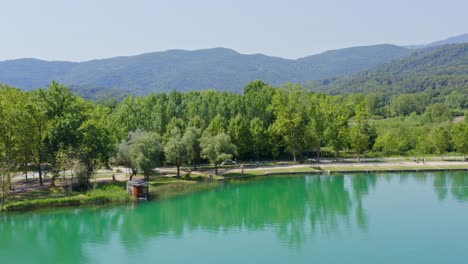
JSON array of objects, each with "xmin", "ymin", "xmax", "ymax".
[
  {"xmin": 429, "ymin": 126, "xmax": 451, "ymax": 157},
  {"xmin": 350, "ymin": 100, "xmax": 371, "ymax": 161},
  {"xmin": 451, "ymin": 123, "xmax": 468, "ymax": 157},
  {"xmin": 165, "ymin": 127, "xmax": 188, "ymax": 177},
  {"xmin": 200, "ymin": 132, "xmax": 236, "ymax": 174},
  {"xmin": 250, "ymin": 118, "xmax": 267, "ymax": 161},
  {"xmin": 129, "ymin": 130, "xmax": 164, "ymax": 180},
  {"xmin": 182, "ymin": 126, "xmax": 202, "ymax": 169},
  {"xmin": 270, "ymin": 84, "xmax": 307, "ymax": 162}
]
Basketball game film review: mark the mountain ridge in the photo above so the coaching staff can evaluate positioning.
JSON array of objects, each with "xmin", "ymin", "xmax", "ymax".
[{"xmin": 0, "ymin": 34, "xmax": 466, "ymax": 97}]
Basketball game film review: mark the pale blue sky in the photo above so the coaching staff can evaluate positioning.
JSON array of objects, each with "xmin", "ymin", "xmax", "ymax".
[{"xmin": 1, "ymin": 0, "xmax": 467, "ymax": 61}]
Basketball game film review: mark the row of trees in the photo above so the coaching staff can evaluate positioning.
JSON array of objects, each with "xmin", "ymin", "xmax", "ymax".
[{"xmin": 1, "ymin": 80, "xmax": 467, "ymax": 197}]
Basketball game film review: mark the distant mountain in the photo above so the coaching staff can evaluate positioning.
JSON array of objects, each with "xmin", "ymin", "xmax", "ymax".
[
  {"xmin": 407, "ymin": 33, "xmax": 468, "ymax": 49},
  {"xmin": 1, "ymin": 33, "xmax": 467, "ymax": 97},
  {"xmin": 427, "ymin": 33, "xmax": 468, "ymax": 47},
  {"xmin": 315, "ymin": 43, "xmax": 468, "ymax": 94},
  {"xmin": 0, "ymin": 45, "xmax": 411, "ymax": 96}
]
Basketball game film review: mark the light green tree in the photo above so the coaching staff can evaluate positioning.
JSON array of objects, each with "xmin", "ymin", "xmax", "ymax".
[
  {"xmin": 165, "ymin": 127, "xmax": 187, "ymax": 177},
  {"xmin": 182, "ymin": 126, "xmax": 202, "ymax": 170},
  {"xmin": 270, "ymin": 84, "xmax": 307, "ymax": 163},
  {"xmin": 307, "ymin": 94, "xmax": 327, "ymax": 163},
  {"xmin": 350, "ymin": 100, "xmax": 370, "ymax": 162},
  {"xmin": 130, "ymin": 131, "xmax": 164, "ymax": 181},
  {"xmin": 250, "ymin": 118, "xmax": 267, "ymax": 162},
  {"xmin": 228, "ymin": 114, "xmax": 251, "ymax": 159},
  {"xmin": 451, "ymin": 122, "xmax": 468, "ymax": 158},
  {"xmin": 430, "ymin": 126, "xmax": 450, "ymax": 158},
  {"xmin": 324, "ymin": 96, "xmax": 350, "ymax": 161},
  {"xmin": 200, "ymin": 132, "xmax": 236, "ymax": 174}
]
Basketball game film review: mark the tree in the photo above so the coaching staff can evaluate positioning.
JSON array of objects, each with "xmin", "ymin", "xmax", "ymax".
[
  {"xmin": 228, "ymin": 114, "xmax": 251, "ymax": 159},
  {"xmin": 206, "ymin": 114, "xmax": 226, "ymax": 135},
  {"xmin": 165, "ymin": 127, "xmax": 187, "ymax": 177},
  {"xmin": 0, "ymin": 164, "xmax": 7, "ymax": 209},
  {"xmin": 307, "ymin": 94, "xmax": 327, "ymax": 163},
  {"xmin": 250, "ymin": 118, "xmax": 267, "ymax": 162},
  {"xmin": 270, "ymin": 84, "xmax": 307, "ymax": 163},
  {"xmin": 182, "ymin": 126, "xmax": 202, "ymax": 170},
  {"xmin": 200, "ymin": 132, "xmax": 236, "ymax": 174},
  {"xmin": 26, "ymin": 89, "xmax": 50, "ymax": 186},
  {"xmin": 130, "ymin": 131, "xmax": 164, "ymax": 181},
  {"xmin": 324, "ymin": 96, "xmax": 350, "ymax": 161},
  {"xmin": 373, "ymin": 132, "xmax": 399, "ymax": 155},
  {"xmin": 55, "ymin": 145, "xmax": 76, "ymax": 194},
  {"xmin": 77, "ymin": 107, "xmax": 116, "ymax": 188},
  {"xmin": 243, "ymin": 80, "xmax": 275, "ymax": 125},
  {"xmin": 350, "ymin": 100, "xmax": 370, "ymax": 162},
  {"xmin": 116, "ymin": 139, "xmax": 138, "ymax": 180},
  {"xmin": 0, "ymin": 85, "xmax": 28, "ymax": 189},
  {"xmin": 451, "ymin": 122, "xmax": 468, "ymax": 158},
  {"xmin": 430, "ymin": 126, "xmax": 450, "ymax": 158}
]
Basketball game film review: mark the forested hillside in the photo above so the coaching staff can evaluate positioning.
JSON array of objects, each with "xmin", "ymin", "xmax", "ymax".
[
  {"xmin": 0, "ymin": 45, "xmax": 411, "ymax": 96},
  {"xmin": 316, "ymin": 43, "xmax": 468, "ymax": 95}
]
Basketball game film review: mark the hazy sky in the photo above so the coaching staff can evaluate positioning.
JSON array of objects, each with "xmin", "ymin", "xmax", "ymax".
[{"xmin": 1, "ymin": 0, "xmax": 467, "ymax": 61}]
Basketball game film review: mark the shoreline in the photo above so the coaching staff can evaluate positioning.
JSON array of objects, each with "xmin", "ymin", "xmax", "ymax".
[{"xmin": 2, "ymin": 161, "xmax": 467, "ymax": 213}]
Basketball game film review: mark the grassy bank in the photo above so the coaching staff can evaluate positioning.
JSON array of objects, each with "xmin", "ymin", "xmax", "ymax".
[
  {"xmin": 2, "ymin": 183, "xmax": 134, "ymax": 212},
  {"xmin": 1, "ymin": 177, "xmax": 220, "ymax": 212},
  {"xmin": 2, "ymin": 161, "xmax": 467, "ymax": 213}
]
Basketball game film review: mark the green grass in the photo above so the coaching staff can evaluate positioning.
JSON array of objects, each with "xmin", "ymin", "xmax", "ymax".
[{"xmin": 2, "ymin": 181, "xmax": 132, "ymax": 212}]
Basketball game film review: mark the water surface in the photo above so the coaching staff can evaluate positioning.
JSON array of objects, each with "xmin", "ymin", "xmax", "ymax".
[{"xmin": 1, "ymin": 172, "xmax": 468, "ymax": 263}]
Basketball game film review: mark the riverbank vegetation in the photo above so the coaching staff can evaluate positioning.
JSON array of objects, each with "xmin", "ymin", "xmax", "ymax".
[{"xmin": 0, "ymin": 80, "xmax": 467, "ymax": 210}]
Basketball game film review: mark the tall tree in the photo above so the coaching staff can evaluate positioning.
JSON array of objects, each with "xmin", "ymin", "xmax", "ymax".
[
  {"xmin": 130, "ymin": 131, "xmax": 164, "ymax": 181},
  {"xmin": 307, "ymin": 94, "xmax": 327, "ymax": 163},
  {"xmin": 250, "ymin": 118, "xmax": 267, "ymax": 162},
  {"xmin": 182, "ymin": 126, "xmax": 202, "ymax": 170},
  {"xmin": 228, "ymin": 114, "xmax": 251, "ymax": 159},
  {"xmin": 270, "ymin": 84, "xmax": 307, "ymax": 163},
  {"xmin": 165, "ymin": 127, "xmax": 187, "ymax": 177},
  {"xmin": 451, "ymin": 122, "xmax": 468, "ymax": 158},
  {"xmin": 350, "ymin": 100, "xmax": 370, "ymax": 162},
  {"xmin": 324, "ymin": 96, "xmax": 350, "ymax": 161},
  {"xmin": 430, "ymin": 126, "xmax": 451, "ymax": 158},
  {"xmin": 0, "ymin": 85, "xmax": 28, "ymax": 189}
]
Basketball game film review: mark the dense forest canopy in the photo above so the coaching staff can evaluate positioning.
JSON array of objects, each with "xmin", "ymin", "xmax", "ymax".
[{"xmin": 0, "ymin": 80, "xmax": 467, "ymax": 194}]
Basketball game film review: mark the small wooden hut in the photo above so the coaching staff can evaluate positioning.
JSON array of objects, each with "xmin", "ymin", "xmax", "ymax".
[{"xmin": 127, "ymin": 180, "xmax": 149, "ymax": 200}]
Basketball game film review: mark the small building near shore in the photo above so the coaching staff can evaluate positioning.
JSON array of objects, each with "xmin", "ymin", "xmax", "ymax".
[{"xmin": 127, "ymin": 180, "xmax": 149, "ymax": 200}]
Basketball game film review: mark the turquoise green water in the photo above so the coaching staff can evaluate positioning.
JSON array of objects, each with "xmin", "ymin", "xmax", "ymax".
[{"xmin": 1, "ymin": 172, "xmax": 468, "ymax": 263}]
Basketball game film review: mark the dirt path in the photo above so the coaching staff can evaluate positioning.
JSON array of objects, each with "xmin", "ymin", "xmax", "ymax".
[{"xmin": 222, "ymin": 160, "xmax": 468, "ymax": 174}]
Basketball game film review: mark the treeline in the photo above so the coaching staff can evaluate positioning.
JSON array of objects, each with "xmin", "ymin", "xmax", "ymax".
[{"xmin": 1, "ymin": 81, "xmax": 468, "ymax": 191}]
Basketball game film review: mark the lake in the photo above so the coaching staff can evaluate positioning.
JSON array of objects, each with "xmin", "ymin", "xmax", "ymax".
[{"xmin": 1, "ymin": 172, "xmax": 468, "ymax": 263}]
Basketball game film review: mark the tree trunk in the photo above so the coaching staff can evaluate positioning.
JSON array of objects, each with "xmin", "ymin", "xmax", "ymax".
[
  {"xmin": 316, "ymin": 144, "xmax": 321, "ymax": 163},
  {"xmin": 1, "ymin": 175, "xmax": 5, "ymax": 209},
  {"xmin": 38, "ymin": 167, "xmax": 43, "ymax": 186},
  {"xmin": 129, "ymin": 168, "xmax": 137, "ymax": 181}
]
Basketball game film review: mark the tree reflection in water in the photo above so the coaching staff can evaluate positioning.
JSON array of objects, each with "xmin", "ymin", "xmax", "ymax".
[{"xmin": 1, "ymin": 172, "xmax": 467, "ymax": 262}]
